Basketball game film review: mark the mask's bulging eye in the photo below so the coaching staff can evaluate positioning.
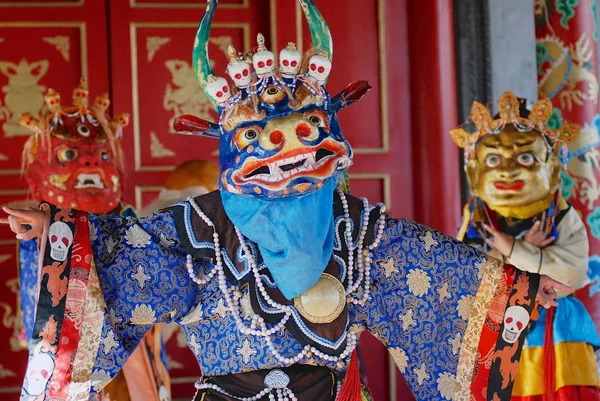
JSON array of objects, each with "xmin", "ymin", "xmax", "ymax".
[
  {"xmin": 260, "ymin": 85, "xmax": 285, "ymax": 104},
  {"xmin": 309, "ymin": 115, "xmax": 322, "ymax": 126},
  {"xmin": 76, "ymin": 123, "xmax": 90, "ymax": 137},
  {"xmin": 245, "ymin": 129, "xmax": 257, "ymax": 140},
  {"xmin": 484, "ymin": 154, "xmax": 501, "ymax": 168},
  {"xmin": 304, "ymin": 110, "xmax": 329, "ymax": 132},
  {"xmin": 516, "ymin": 152, "xmax": 536, "ymax": 167},
  {"xmin": 234, "ymin": 125, "xmax": 262, "ymax": 150},
  {"xmin": 58, "ymin": 147, "xmax": 78, "ymax": 163}
]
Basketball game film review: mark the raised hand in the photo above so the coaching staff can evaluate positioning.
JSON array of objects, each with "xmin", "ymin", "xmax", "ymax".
[
  {"xmin": 483, "ymin": 224, "xmax": 515, "ymax": 257},
  {"xmin": 0, "ymin": 207, "xmax": 45, "ymax": 240},
  {"xmin": 537, "ymin": 275, "xmax": 572, "ymax": 309},
  {"xmin": 524, "ymin": 221, "xmax": 555, "ymax": 248}
]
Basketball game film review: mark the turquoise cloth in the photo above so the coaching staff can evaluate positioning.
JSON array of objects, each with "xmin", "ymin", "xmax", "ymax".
[
  {"xmin": 221, "ymin": 179, "xmax": 335, "ymax": 300},
  {"xmin": 525, "ymin": 296, "xmax": 600, "ymax": 347}
]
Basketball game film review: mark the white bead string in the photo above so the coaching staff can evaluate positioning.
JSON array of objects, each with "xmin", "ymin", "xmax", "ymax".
[
  {"xmin": 335, "ymin": 189, "xmax": 386, "ymax": 306},
  {"xmin": 185, "ymin": 195, "xmax": 368, "ymax": 369},
  {"xmin": 194, "ymin": 380, "xmax": 299, "ymax": 401}
]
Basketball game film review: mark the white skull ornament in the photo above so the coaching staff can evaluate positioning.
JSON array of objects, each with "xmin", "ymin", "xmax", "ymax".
[
  {"xmin": 206, "ymin": 75, "xmax": 231, "ymax": 104},
  {"xmin": 252, "ymin": 33, "xmax": 275, "ymax": 79},
  {"xmin": 49, "ymin": 221, "xmax": 73, "ymax": 261},
  {"xmin": 308, "ymin": 54, "xmax": 332, "ymax": 85},
  {"xmin": 279, "ymin": 42, "xmax": 301, "ymax": 78},
  {"xmin": 23, "ymin": 348, "xmax": 54, "ymax": 396},
  {"xmin": 502, "ymin": 305, "xmax": 530, "ymax": 343},
  {"xmin": 159, "ymin": 385, "xmax": 170, "ymax": 401},
  {"xmin": 226, "ymin": 45, "xmax": 252, "ymax": 88}
]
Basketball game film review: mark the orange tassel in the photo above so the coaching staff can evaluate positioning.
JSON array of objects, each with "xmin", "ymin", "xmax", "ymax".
[{"xmin": 337, "ymin": 350, "xmax": 362, "ymax": 401}]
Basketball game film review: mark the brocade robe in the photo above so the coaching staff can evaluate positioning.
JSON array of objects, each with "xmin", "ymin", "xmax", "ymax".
[{"xmin": 23, "ymin": 191, "xmax": 540, "ymax": 401}]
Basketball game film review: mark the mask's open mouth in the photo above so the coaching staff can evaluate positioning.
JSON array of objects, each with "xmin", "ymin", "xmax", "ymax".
[
  {"xmin": 244, "ymin": 148, "xmax": 336, "ymax": 181},
  {"xmin": 75, "ymin": 173, "xmax": 104, "ymax": 189},
  {"xmin": 233, "ymin": 139, "xmax": 349, "ymax": 189}
]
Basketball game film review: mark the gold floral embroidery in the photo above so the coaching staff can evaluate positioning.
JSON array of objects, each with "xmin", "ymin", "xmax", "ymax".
[
  {"xmin": 399, "ymin": 309, "xmax": 417, "ymax": 331},
  {"xmin": 189, "ymin": 333, "xmax": 201, "ymax": 355},
  {"xmin": 414, "ymin": 363, "xmax": 430, "ymax": 385},
  {"xmin": 456, "ymin": 295, "xmax": 475, "ymax": 321},
  {"xmin": 419, "ymin": 231, "xmax": 438, "ymax": 251},
  {"xmin": 236, "ymin": 338, "xmax": 257, "ymax": 364},
  {"xmin": 180, "ymin": 303, "xmax": 204, "ymax": 325},
  {"xmin": 101, "ymin": 328, "xmax": 119, "ymax": 354},
  {"xmin": 437, "ymin": 372, "xmax": 459, "ymax": 400},
  {"xmin": 130, "ymin": 304, "xmax": 157, "ymax": 325},
  {"xmin": 212, "ymin": 298, "xmax": 229, "ymax": 318},
  {"xmin": 124, "ymin": 225, "xmax": 152, "ymax": 248},
  {"xmin": 240, "ymin": 292, "xmax": 254, "ymax": 319},
  {"xmin": 90, "ymin": 369, "xmax": 112, "ymax": 390},
  {"xmin": 438, "ymin": 282, "xmax": 451, "ymax": 302},
  {"xmin": 380, "ymin": 257, "xmax": 397, "ymax": 278},
  {"xmin": 389, "ymin": 347, "xmax": 408, "ymax": 373},
  {"xmin": 449, "ymin": 333, "xmax": 462, "ymax": 355},
  {"xmin": 406, "ymin": 268, "xmax": 431, "ymax": 297}
]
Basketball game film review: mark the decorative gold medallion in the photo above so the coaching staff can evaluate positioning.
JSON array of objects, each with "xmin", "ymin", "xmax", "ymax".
[{"xmin": 293, "ymin": 273, "xmax": 346, "ymax": 324}]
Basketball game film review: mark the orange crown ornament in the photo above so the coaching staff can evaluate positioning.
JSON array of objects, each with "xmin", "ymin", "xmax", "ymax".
[
  {"xmin": 19, "ymin": 79, "xmax": 129, "ymax": 168},
  {"xmin": 450, "ymin": 91, "xmax": 581, "ymax": 161}
]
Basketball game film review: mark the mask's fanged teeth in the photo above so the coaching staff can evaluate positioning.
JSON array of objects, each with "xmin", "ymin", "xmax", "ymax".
[
  {"xmin": 279, "ymin": 158, "xmax": 306, "ymax": 172},
  {"xmin": 244, "ymin": 165, "xmax": 271, "ymax": 179},
  {"xmin": 75, "ymin": 173, "xmax": 104, "ymax": 189},
  {"xmin": 315, "ymin": 148, "xmax": 334, "ymax": 163}
]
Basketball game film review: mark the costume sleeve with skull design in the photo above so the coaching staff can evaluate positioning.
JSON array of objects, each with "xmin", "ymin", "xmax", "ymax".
[
  {"xmin": 352, "ymin": 217, "xmax": 540, "ymax": 400},
  {"xmin": 507, "ymin": 207, "xmax": 589, "ymax": 291},
  {"xmin": 22, "ymin": 204, "xmax": 201, "ymax": 400}
]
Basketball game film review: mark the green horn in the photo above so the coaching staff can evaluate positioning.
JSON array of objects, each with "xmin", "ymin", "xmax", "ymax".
[
  {"xmin": 298, "ymin": 0, "xmax": 333, "ymax": 61},
  {"xmin": 193, "ymin": 0, "xmax": 218, "ymax": 108}
]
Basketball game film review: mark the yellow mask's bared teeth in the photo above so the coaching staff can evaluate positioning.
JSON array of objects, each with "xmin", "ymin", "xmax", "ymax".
[
  {"xmin": 111, "ymin": 175, "xmax": 120, "ymax": 192},
  {"xmin": 48, "ymin": 174, "xmax": 70, "ymax": 190}
]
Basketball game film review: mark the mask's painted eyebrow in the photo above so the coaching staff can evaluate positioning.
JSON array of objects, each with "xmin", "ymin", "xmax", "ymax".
[
  {"xmin": 481, "ymin": 141, "xmax": 500, "ymax": 149},
  {"xmin": 515, "ymin": 139, "xmax": 536, "ymax": 147}
]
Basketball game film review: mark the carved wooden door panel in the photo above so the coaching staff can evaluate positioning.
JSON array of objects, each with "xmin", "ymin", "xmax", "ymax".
[{"xmin": 0, "ymin": 0, "xmax": 110, "ymax": 396}]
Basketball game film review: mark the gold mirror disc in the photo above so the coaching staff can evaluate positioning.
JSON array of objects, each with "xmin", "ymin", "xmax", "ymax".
[{"xmin": 293, "ymin": 273, "xmax": 346, "ymax": 324}]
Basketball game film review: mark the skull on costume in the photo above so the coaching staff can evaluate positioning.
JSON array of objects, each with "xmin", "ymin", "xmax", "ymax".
[
  {"xmin": 48, "ymin": 222, "xmax": 73, "ymax": 261},
  {"xmin": 279, "ymin": 42, "xmax": 301, "ymax": 78},
  {"xmin": 252, "ymin": 33, "xmax": 275, "ymax": 79},
  {"xmin": 206, "ymin": 76, "xmax": 231, "ymax": 104},
  {"xmin": 308, "ymin": 54, "xmax": 332, "ymax": 85},
  {"xmin": 159, "ymin": 385, "xmax": 170, "ymax": 401},
  {"xmin": 502, "ymin": 305, "xmax": 530, "ymax": 343},
  {"xmin": 23, "ymin": 350, "xmax": 54, "ymax": 396},
  {"xmin": 227, "ymin": 46, "xmax": 252, "ymax": 88}
]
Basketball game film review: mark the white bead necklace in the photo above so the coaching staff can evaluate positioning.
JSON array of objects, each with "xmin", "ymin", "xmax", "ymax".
[
  {"xmin": 184, "ymin": 192, "xmax": 383, "ymax": 369},
  {"xmin": 335, "ymin": 189, "xmax": 386, "ymax": 306}
]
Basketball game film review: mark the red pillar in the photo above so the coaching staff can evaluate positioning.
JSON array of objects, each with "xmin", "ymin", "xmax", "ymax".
[
  {"xmin": 407, "ymin": 0, "xmax": 461, "ymax": 236},
  {"xmin": 535, "ymin": 1, "xmax": 600, "ymax": 334}
]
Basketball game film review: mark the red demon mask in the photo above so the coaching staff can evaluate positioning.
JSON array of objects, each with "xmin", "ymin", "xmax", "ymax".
[{"xmin": 21, "ymin": 80, "xmax": 129, "ymax": 214}]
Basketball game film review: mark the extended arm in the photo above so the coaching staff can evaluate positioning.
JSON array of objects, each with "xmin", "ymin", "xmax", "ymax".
[
  {"xmin": 508, "ymin": 208, "xmax": 589, "ymax": 290},
  {"xmin": 356, "ymin": 216, "xmax": 567, "ymax": 400}
]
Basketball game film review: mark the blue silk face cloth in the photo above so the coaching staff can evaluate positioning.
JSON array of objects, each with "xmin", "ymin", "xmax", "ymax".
[{"xmin": 221, "ymin": 179, "xmax": 335, "ymax": 300}]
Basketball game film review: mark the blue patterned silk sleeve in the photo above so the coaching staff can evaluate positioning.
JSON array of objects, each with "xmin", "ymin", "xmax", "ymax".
[
  {"xmin": 86, "ymin": 210, "xmax": 201, "ymax": 393},
  {"xmin": 353, "ymin": 216, "xmax": 539, "ymax": 400},
  {"xmin": 19, "ymin": 238, "xmax": 39, "ymax": 343}
]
